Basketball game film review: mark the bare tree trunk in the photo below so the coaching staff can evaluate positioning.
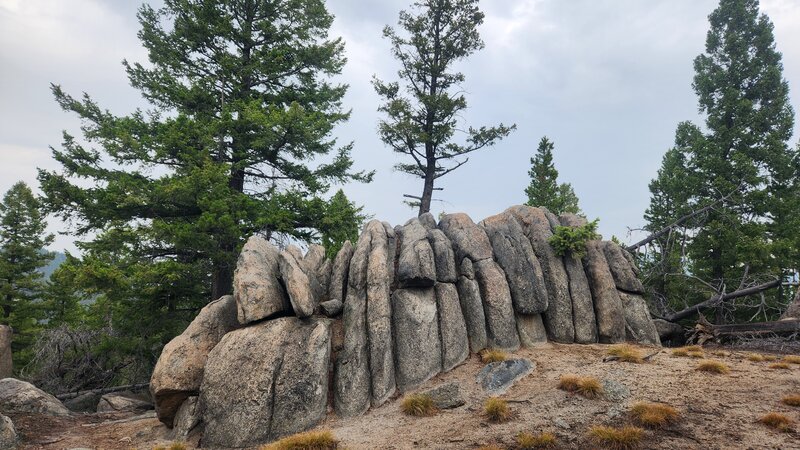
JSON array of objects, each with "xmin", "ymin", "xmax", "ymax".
[{"xmin": 664, "ymin": 279, "xmax": 782, "ymax": 322}]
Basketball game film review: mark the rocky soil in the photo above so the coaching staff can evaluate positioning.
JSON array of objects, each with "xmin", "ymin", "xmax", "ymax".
[{"xmin": 11, "ymin": 343, "xmax": 800, "ymax": 449}]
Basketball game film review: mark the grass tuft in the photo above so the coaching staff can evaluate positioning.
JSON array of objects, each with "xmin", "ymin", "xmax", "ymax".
[
  {"xmin": 763, "ymin": 354, "xmax": 778, "ymax": 361},
  {"xmin": 782, "ymin": 394, "xmax": 800, "ymax": 407},
  {"xmin": 629, "ymin": 402, "xmax": 679, "ymax": 428},
  {"xmin": 557, "ymin": 374, "xmax": 603, "ymax": 399},
  {"xmin": 747, "ymin": 353, "xmax": 765, "ymax": 362},
  {"xmin": 557, "ymin": 374, "xmax": 581, "ymax": 392},
  {"xmin": 484, "ymin": 397, "xmax": 512, "ymax": 423},
  {"xmin": 711, "ymin": 350, "xmax": 730, "ymax": 357},
  {"xmin": 400, "ymin": 394, "xmax": 437, "ymax": 417},
  {"xmin": 168, "ymin": 445, "xmax": 187, "ymax": 450},
  {"xmin": 683, "ymin": 345, "xmax": 702, "ymax": 352},
  {"xmin": 671, "ymin": 348, "xmax": 688, "ymax": 357},
  {"xmin": 758, "ymin": 412, "xmax": 793, "ymax": 432},
  {"xmin": 587, "ymin": 425, "xmax": 644, "ymax": 450},
  {"xmin": 695, "ymin": 359, "xmax": 730, "ymax": 374},
  {"xmin": 687, "ymin": 351, "xmax": 705, "ymax": 358},
  {"xmin": 769, "ymin": 362, "xmax": 791, "ymax": 370},
  {"xmin": 783, "ymin": 355, "xmax": 800, "ymax": 364},
  {"xmin": 480, "ymin": 348, "xmax": 509, "ymax": 364},
  {"xmin": 516, "ymin": 431, "xmax": 557, "ymax": 449},
  {"xmin": 477, "ymin": 446, "xmax": 504, "ymax": 450},
  {"xmin": 261, "ymin": 430, "xmax": 339, "ymax": 450},
  {"xmin": 607, "ymin": 344, "xmax": 644, "ymax": 363}
]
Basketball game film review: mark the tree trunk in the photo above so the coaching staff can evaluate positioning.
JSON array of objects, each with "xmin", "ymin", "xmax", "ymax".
[
  {"xmin": 689, "ymin": 316, "xmax": 800, "ymax": 344},
  {"xmin": 664, "ymin": 278, "xmax": 782, "ymax": 322},
  {"xmin": 418, "ymin": 168, "xmax": 435, "ymax": 216}
]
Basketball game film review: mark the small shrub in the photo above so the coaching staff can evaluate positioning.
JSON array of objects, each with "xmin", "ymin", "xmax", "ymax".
[
  {"xmin": 629, "ymin": 402, "xmax": 679, "ymax": 428},
  {"xmin": 758, "ymin": 412, "xmax": 793, "ymax": 432},
  {"xmin": 783, "ymin": 355, "xmax": 800, "ymax": 364},
  {"xmin": 261, "ymin": 430, "xmax": 338, "ymax": 450},
  {"xmin": 587, "ymin": 425, "xmax": 644, "ymax": 450},
  {"xmin": 484, "ymin": 397, "xmax": 512, "ymax": 423},
  {"xmin": 769, "ymin": 362, "xmax": 791, "ymax": 370},
  {"xmin": 558, "ymin": 375, "xmax": 603, "ymax": 399},
  {"xmin": 782, "ymin": 394, "xmax": 800, "ymax": 407},
  {"xmin": 548, "ymin": 219, "xmax": 600, "ymax": 257},
  {"xmin": 516, "ymin": 431, "xmax": 557, "ymax": 449},
  {"xmin": 747, "ymin": 353, "xmax": 765, "ymax": 362},
  {"xmin": 695, "ymin": 360, "xmax": 730, "ymax": 374},
  {"xmin": 400, "ymin": 394, "xmax": 437, "ymax": 417},
  {"xmin": 607, "ymin": 344, "xmax": 644, "ymax": 363},
  {"xmin": 480, "ymin": 348, "xmax": 509, "ymax": 363},
  {"xmin": 687, "ymin": 351, "xmax": 704, "ymax": 359}
]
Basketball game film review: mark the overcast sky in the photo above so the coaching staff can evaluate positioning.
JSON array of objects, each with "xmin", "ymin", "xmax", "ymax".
[{"xmin": 1, "ymin": 0, "xmax": 799, "ymax": 253}]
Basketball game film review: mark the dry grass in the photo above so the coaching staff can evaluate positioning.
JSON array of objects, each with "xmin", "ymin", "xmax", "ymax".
[
  {"xmin": 763, "ymin": 354, "xmax": 778, "ymax": 362},
  {"xmin": 683, "ymin": 345, "xmax": 702, "ymax": 352},
  {"xmin": 480, "ymin": 349, "xmax": 509, "ymax": 364},
  {"xmin": 711, "ymin": 350, "xmax": 730, "ymax": 357},
  {"xmin": 484, "ymin": 397, "xmax": 513, "ymax": 423},
  {"xmin": 782, "ymin": 394, "xmax": 800, "ymax": 407},
  {"xmin": 629, "ymin": 402, "xmax": 680, "ymax": 428},
  {"xmin": 261, "ymin": 430, "xmax": 339, "ymax": 450},
  {"xmin": 557, "ymin": 374, "xmax": 604, "ymax": 399},
  {"xmin": 758, "ymin": 413, "xmax": 793, "ymax": 432},
  {"xmin": 783, "ymin": 355, "xmax": 800, "ymax": 364},
  {"xmin": 516, "ymin": 431, "xmax": 557, "ymax": 449},
  {"xmin": 168, "ymin": 445, "xmax": 187, "ymax": 450},
  {"xmin": 769, "ymin": 362, "xmax": 791, "ymax": 370},
  {"xmin": 747, "ymin": 353, "xmax": 766, "ymax": 362},
  {"xmin": 687, "ymin": 351, "xmax": 705, "ymax": 358},
  {"xmin": 695, "ymin": 359, "xmax": 730, "ymax": 374},
  {"xmin": 587, "ymin": 425, "xmax": 644, "ymax": 450},
  {"xmin": 607, "ymin": 344, "xmax": 644, "ymax": 363},
  {"xmin": 671, "ymin": 348, "xmax": 689, "ymax": 357},
  {"xmin": 400, "ymin": 394, "xmax": 437, "ymax": 417},
  {"xmin": 477, "ymin": 446, "xmax": 504, "ymax": 450}
]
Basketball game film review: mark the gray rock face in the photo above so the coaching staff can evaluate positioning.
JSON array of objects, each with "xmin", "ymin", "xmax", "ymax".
[
  {"xmin": 279, "ymin": 247, "xmax": 316, "ymax": 318},
  {"xmin": 438, "ymin": 213, "xmax": 494, "ymax": 263},
  {"xmin": 200, "ymin": 318, "xmax": 331, "ymax": 448},
  {"xmin": 63, "ymin": 392, "xmax": 100, "ymax": 413},
  {"xmin": 328, "ymin": 240, "xmax": 354, "ymax": 303},
  {"xmin": 418, "ymin": 212, "xmax": 437, "ymax": 230},
  {"xmin": 392, "ymin": 287, "xmax": 441, "ymax": 392},
  {"xmin": 397, "ymin": 219, "xmax": 436, "ymax": 287},
  {"xmin": 427, "ymin": 229, "xmax": 458, "ymax": 283},
  {"xmin": 303, "ymin": 244, "xmax": 326, "ymax": 275},
  {"xmin": 233, "ymin": 236, "xmax": 290, "ymax": 324},
  {"xmin": 150, "ymin": 295, "xmax": 239, "ymax": 427},
  {"xmin": 506, "ymin": 206, "xmax": 574, "ymax": 343},
  {"xmin": 619, "ymin": 292, "xmax": 661, "ymax": 346},
  {"xmin": 559, "ymin": 214, "xmax": 598, "ymax": 344},
  {"xmin": 515, "ymin": 313, "xmax": 548, "ymax": 347},
  {"xmin": 319, "ymin": 299, "xmax": 343, "ymax": 317},
  {"xmin": 0, "ymin": 415, "xmax": 16, "ymax": 450},
  {"xmin": 456, "ymin": 258, "xmax": 488, "ymax": 353},
  {"xmin": 583, "ymin": 241, "xmax": 626, "ymax": 343},
  {"xmin": 421, "ymin": 382, "xmax": 464, "ymax": 409},
  {"xmin": 474, "ymin": 260, "xmax": 520, "ymax": 351},
  {"xmin": 0, "ymin": 378, "xmax": 69, "ymax": 416},
  {"xmin": 435, "ymin": 283, "xmax": 469, "ymax": 371},
  {"xmin": 602, "ymin": 241, "xmax": 645, "ymax": 294},
  {"xmin": 601, "ymin": 379, "xmax": 630, "ymax": 402},
  {"xmin": 653, "ymin": 319, "xmax": 686, "ymax": 346},
  {"xmin": 482, "ymin": 212, "xmax": 548, "ymax": 315},
  {"xmin": 477, "ymin": 359, "xmax": 535, "ymax": 394},
  {"xmin": 97, "ymin": 392, "xmax": 152, "ymax": 413},
  {"xmin": 334, "ymin": 225, "xmax": 372, "ymax": 418},
  {"xmin": 0, "ymin": 326, "xmax": 11, "ymax": 379},
  {"xmin": 172, "ymin": 395, "xmax": 201, "ymax": 441},
  {"xmin": 365, "ymin": 221, "xmax": 396, "ymax": 407}
]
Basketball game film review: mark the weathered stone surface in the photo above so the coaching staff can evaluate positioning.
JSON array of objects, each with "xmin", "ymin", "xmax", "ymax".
[
  {"xmin": 304, "ymin": 244, "xmax": 330, "ymax": 303},
  {"xmin": 319, "ymin": 299, "xmax": 343, "ymax": 317},
  {"xmin": 543, "ymin": 208, "xmax": 562, "ymax": 231},
  {"xmin": 151, "ymin": 295, "xmax": 239, "ymax": 427},
  {"xmin": 619, "ymin": 292, "xmax": 661, "ymax": 346},
  {"xmin": 0, "ymin": 378, "xmax": 69, "ymax": 416},
  {"xmin": 427, "ymin": 229, "xmax": 457, "ymax": 283},
  {"xmin": 602, "ymin": 241, "xmax": 645, "ymax": 294},
  {"xmin": 482, "ymin": 212, "xmax": 548, "ymax": 314},
  {"xmin": 0, "ymin": 415, "xmax": 16, "ymax": 450},
  {"xmin": 382, "ymin": 222, "xmax": 397, "ymax": 284},
  {"xmin": 477, "ymin": 359, "xmax": 535, "ymax": 394},
  {"xmin": 474, "ymin": 260, "xmax": 520, "ymax": 351},
  {"xmin": 456, "ymin": 258, "xmax": 488, "ymax": 353},
  {"xmin": 418, "ymin": 212, "xmax": 437, "ymax": 230},
  {"xmin": 233, "ymin": 236, "xmax": 290, "ymax": 324},
  {"xmin": 328, "ymin": 240, "xmax": 354, "ymax": 303},
  {"xmin": 303, "ymin": 244, "xmax": 326, "ymax": 274},
  {"xmin": 0, "ymin": 326, "xmax": 11, "ymax": 379},
  {"xmin": 506, "ymin": 206, "xmax": 574, "ymax": 343},
  {"xmin": 200, "ymin": 318, "xmax": 331, "ymax": 447},
  {"xmin": 516, "ymin": 313, "xmax": 548, "ymax": 347},
  {"xmin": 279, "ymin": 247, "xmax": 316, "ymax": 318},
  {"xmin": 438, "ymin": 213, "xmax": 493, "ymax": 263},
  {"xmin": 583, "ymin": 241, "xmax": 626, "ymax": 343},
  {"xmin": 366, "ymin": 222, "xmax": 395, "ymax": 407},
  {"xmin": 559, "ymin": 214, "xmax": 598, "ymax": 344},
  {"xmin": 653, "ymin": 319, "xmax": 686, "ymax": 346},
  {"xmin": 97, "ymin": 392, "xmax": 152, "ymax": 413},
  {"xmin": 781, "ymin": 288, "xmax": 800, "ymax": 320},
  {"xmin": 172, "ymin": 396, "xmax": 201, "ymax": 441},
  {"xmin": 334, "ymin": 225, "xmax": 372, "ymax": 418},
  {"xmin": 392, "ymin": 287, "xmax": 441, "ymax": 392},
  {"xmin": 315, "ymin": 259, "xmax": 332, "ymax": 302},
  {"xmin": 64, "ymin": 392, "xmax": 100, "ymax": 413},
  {"xmin": 397, "ymin": 219, "xmax": 436, "ymax": 287},
  {"xmin": 420, "ymin": 382, "xmax": 464, "ymax": 409},
  {"xmin": 435, "ymin": 283, "xmax": 469, "ymax": 371}
]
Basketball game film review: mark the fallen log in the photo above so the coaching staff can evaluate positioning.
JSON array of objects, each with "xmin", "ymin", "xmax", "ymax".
[
  {"xmin": 664, "ymin": 279, "xmax": 782, "ymax": 323},
  {"xmin": 688, "ymin": 316, "xmax": 800, "ymax": 344},
  {"xmin": 55, "ymin": 382, "xmax": 150, "ymax": 400}
]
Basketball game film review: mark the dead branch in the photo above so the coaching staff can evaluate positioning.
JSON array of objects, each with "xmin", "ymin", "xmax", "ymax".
[
  {"xmin": 55, "ymin": 383, "xmax": 150, "ymax": 400},
  {"xmin": 664, "ymin": 279, "xmax": 782, "ymax": 323}
]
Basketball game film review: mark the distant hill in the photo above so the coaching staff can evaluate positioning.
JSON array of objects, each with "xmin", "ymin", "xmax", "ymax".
[{"xmin": 40, "ymin": 251, "xmax": 67, "ymax": 279}]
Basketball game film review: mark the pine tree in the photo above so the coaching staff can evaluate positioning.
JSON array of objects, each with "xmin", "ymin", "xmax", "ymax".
[
  {"xmin": 0, "ymin": 182, "xmax": 54, "ymax": 366},
  {"xmin": 374, "ymin": 0, "xmax": 515, "ymax": 215},
  {"xmin": 525, "ymin": 137, "xmax": 580, "ymax": 215},
  {"xmin": 319, "ymin": 189, "xmax": 369, "ymax": 258}
]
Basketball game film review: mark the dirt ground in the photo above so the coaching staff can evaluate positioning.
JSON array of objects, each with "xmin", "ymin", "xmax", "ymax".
[{"xmin": 10, "ymin": 343, "xmax": 800, "ymax": 449}]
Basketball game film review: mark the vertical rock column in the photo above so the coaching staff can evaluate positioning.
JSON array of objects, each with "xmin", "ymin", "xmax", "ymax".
[
  {"xmin": 583, "ymin": 241, "xmax": 626, "ymax": 343},
  {"xmin": 558, "ymin": 213, "xmax": 599, "ymax": 344}
]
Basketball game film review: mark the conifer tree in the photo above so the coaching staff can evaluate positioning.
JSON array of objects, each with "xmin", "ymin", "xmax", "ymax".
[{"xmin": 525, "ymin": 137, "xmax": 580, "ymax": 215}]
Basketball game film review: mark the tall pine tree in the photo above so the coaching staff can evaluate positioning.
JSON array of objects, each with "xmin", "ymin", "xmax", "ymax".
[{"xmin": 525, "ymin": 137, "xmax": 580, "ymax": 215}]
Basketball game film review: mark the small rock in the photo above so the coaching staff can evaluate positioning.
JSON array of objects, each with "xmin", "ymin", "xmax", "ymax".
[
  {"xmin": 553, "ymin": 417, "xmax": 570, "ymax": 429},
  {"xmin": 420, "ymin": 382, "xmax": 465, "ymax": 409},
  {"xmin": 476, "ymin": 359, "xmax": 535, "ymax": 394},
  {"xmin": 319, "ymin": 299, "xmax": 343, "ymax": 317},
  {"xmin": 172, "ymin": 396, "xmax": 201, "ymax": 441},
  {"xmin": 0, "ymin": 414, "xmax": 17, "ymax": 449},
  {"xmin": 97, "ymin": 392, "xmax": 152, "ymax": 413},
  {"xmin": 63, "ymin": 392, "xmax": 100, "ymax": 413},
  {"xmin": 601, "ymin": 379, "xmax": 630, "ymax": 402},
  {"xmin": 0, "ymin": 378, "xmax": 70, "ymax": 416}
]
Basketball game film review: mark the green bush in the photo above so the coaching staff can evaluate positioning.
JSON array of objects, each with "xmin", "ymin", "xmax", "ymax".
[{"xmin": 548, "ymin": 219, "xmax": 600, "ymax": 257}]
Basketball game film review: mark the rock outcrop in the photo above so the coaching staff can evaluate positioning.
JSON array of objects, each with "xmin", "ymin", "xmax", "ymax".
[
  {"xmin": 96, "ymin": 392, "xmax": 152, "ymax": 413},
  {"xmin": 233, "ymin": 236, "xmax": 290, "ymax": 324},
  {"xmin": 0, "ymin": 378, "xmax": 69, "ymax": 416},
  {"xmin": 0, "ymin": 415, "xmax": 16, "ymax": 450}
]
